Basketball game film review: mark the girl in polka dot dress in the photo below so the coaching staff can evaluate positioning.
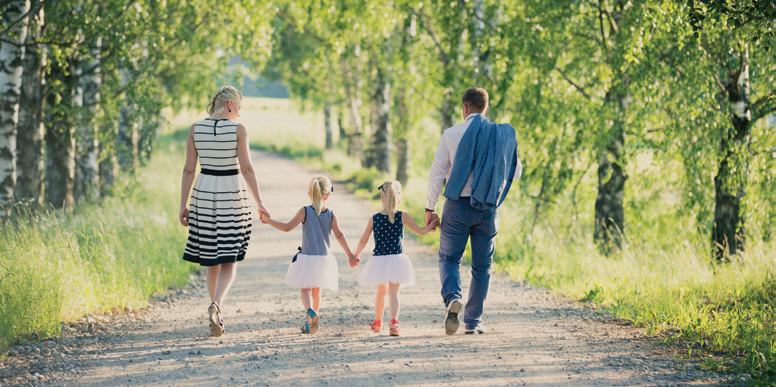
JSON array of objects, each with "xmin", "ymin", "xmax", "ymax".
[{"xmin": 354, "ymin": 181, "xmax": 439, "ymax": 336}]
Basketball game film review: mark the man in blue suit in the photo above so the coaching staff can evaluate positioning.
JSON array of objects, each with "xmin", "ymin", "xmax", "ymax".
[{"xmin": 425, "ymin": 87, "xmax": 522, "ymax": 335}]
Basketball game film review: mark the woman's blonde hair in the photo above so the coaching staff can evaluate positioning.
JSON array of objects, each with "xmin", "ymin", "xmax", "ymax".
[
  {"xmin": 206, "ymin": 85, "xmax": 243, "ymax": 116},
  {"xmin": 380, "ymin": 181, "xmax": 402, "ymax": 223},
  {"xmin": 309, "ymin": 176, "xmax": 333, "ymax": 215}
]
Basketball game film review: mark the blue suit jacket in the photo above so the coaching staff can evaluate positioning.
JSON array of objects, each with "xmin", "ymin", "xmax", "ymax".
[{"xmin": 444, "ymin": 115, "xmax": 518, "ymax": 210}]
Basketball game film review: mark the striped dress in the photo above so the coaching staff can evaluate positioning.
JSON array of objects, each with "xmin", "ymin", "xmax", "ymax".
[{"xmin": 182, "ymin": 118, "xmax": 252, "ymax": 266}]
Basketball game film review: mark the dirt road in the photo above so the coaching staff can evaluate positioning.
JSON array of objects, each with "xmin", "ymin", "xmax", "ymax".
[{"xmin": 16, "ymin": 150, "xmax": 728, "ymax": 386}]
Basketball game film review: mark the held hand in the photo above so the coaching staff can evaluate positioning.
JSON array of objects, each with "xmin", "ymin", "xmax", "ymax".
[
  {"xmin": 259, "ymin": 212, "xmax": 270, "ymax": 224},
  {"xmin": 348, "ymin": 254, "xmax": 361, "ymax": 268},
  {"xmin": 179, "ymin": 207, "xmax": 189, "ymax": 227},
  {"xmin": 257, "ymin": 203, "xmax": 271, "ymax": 223},
  {"xmin": 425, "ymin": 211, "xmax": 440, "ymax": 232}
]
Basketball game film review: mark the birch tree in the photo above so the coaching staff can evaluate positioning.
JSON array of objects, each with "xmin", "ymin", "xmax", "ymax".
[
  {"xmin": 0, "ymin": 0, "xmax": 30, "ymax": 216},
  {"xmin": 15, "ymin": 4, "xmax": 44, "ymax": 206}
]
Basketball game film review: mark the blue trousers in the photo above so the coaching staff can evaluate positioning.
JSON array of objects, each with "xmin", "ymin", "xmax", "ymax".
[{"xmin": 438, "ymin": 197, "xmax": 498, "ymax": 329}]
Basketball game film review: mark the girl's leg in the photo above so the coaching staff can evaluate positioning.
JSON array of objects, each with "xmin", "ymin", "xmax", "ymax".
[
  {"xmin": 213, "ymin": 262, "xmax": 237, "ymax": 307},
  {"xmin": 206, "ymin": 265, "xmax": 221, "ymax": 302},
  {"xmin": 300, "ymin": 288, "xmax": 313, "ymax": 313},
  {"xmin": 388, "ymin": 282, "xmax": 401, "ymax": 321},
  {"xmin": 375, "ymin": 284, "xmax": 388, "ymax": 321},
  {"xmin": 311, "ymin": 288, "xmax": 321, "ymax": 312}
]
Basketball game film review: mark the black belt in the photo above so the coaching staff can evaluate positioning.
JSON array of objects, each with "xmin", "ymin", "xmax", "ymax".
[{"xmin": 200, "ymin": 169, "xmax": 238, "ymax": 176}]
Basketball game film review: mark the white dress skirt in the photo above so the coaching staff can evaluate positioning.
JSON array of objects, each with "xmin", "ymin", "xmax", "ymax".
[
  {"xmin": 358, "ymin": 254, "xmax": 416, "ymax": 287},
  {"xmin": 285, "ymin": 253, "xmax": 339, "ymax": 290}
]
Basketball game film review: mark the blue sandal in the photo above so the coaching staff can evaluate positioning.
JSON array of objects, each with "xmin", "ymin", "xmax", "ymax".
[
  {"xmin": 307, "ymin": 308, "xmax": 320, "ymax": 334},
  {"xmin": 300, "ymin": 321, "xmax": 311, "ymax": 334}
]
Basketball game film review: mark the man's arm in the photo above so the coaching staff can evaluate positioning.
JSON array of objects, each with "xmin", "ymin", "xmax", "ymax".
[{"xmin": 426, "ymin": 132, "xmax": 451, "ymax": 212}]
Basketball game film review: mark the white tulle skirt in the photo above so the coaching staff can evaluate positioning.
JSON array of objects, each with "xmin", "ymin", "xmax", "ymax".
[
  {"xmin": 284, "ymin": 253, "xmax": 339, "ymax": 290},
  {"xmin": 358, "ymin": 254, "xmax": 416, "ymax": 287}
]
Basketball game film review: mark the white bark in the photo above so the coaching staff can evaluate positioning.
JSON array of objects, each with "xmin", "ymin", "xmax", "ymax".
[
  {"xmin": 0, "ymin": 0, "xmax": 31, "ymax": 215},
  {"xmin": 75, "ymin": 37, "xmax": 101, "ymax": 203}
]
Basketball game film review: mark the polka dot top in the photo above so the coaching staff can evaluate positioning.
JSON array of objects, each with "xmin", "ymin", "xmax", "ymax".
[{"xmin": 372, "ymin": 211, "xmax": 404, "ymax": 256}]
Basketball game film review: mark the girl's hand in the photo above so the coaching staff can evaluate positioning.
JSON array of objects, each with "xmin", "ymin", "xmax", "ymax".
[
  {"xmin": 179, "ymin": 207, "xmax": 189, "ymax": 227},
  {"xmin": 347, "ymin": 254, "xmax": 361, "ymax": 268},
  {"xmin": 257, "ymin": 202, "xmax": 271, "ymax": 222}
]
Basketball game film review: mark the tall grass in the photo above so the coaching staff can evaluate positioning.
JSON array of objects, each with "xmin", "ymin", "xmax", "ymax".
[
  {"xmin": 242, "ymin": 98, "xmax": 775, "ymax": 383},
  {"xmin": 0, "ymin": 130, "xmax": 192, "ymax": 348}
]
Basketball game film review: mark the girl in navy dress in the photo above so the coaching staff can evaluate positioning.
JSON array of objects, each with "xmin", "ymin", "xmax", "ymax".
[
  {"xmin": 261, "ymin": 176, "xmax": 359, "ymax": 334},
  {"xmin": 354, "ymin": 181, "xmax": 439, "ymax": 336}
]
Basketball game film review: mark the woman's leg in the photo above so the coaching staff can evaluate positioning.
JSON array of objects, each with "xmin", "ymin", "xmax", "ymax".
[
  {"xmin": 213, "ymin": 262, "xmax": 237, "ymax": 307},
  {"xmin": 388, "ymin": 282, "xmax": 401, "ymax": 321},
  {"xmin": 311, "ymin": 288, "xmax": 321, "ymax": 312},
  {"xmin": 375, "ymin": 284, "xmax": 388, "ymax": 321},
  {"xmin": 206, "ymin": 265, "xmax": 221, "ymax": 302}
]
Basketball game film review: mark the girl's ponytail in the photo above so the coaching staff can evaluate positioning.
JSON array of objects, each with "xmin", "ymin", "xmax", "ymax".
[
  {"xmin": 381, "ymin": 181, "xmax": 402, "ymax": 223},
  {"xmin": 309, "ymin": 176, "xmax": 333, "ymax": 215}
]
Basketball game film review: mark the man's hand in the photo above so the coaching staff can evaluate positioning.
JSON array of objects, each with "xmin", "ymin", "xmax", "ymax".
[{"xmin": 425, "ymin": 210, "xmax": 440, "ymax": 232}]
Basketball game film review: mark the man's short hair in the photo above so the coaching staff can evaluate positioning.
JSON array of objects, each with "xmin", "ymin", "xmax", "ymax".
[{"xmin": 461, "ymin": 87, "xmax": 488, "ymax": 112}]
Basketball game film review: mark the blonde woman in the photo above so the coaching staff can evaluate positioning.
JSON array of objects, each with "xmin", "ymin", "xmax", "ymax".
[
  {"xmin": 353, "ymin": 181, "xmax": 438, "ymax": 336},
  {"xmin": 179, "ymin": 85, "xmax": 270, "ymax": 337},
  {"xmin": 260, "ymin": 176, "xmax": 359, "ymax": 334}
]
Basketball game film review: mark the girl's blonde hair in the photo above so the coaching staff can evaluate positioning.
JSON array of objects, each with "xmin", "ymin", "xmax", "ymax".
[
  {"xmin": 206, "ymin": 85, "xmax": 243, "ymax": 117},
  {"xmin": 380, "ymin": 181, "xmax": 402, "ymax": 223},
  {"xmin": 309, "ymin": 176, "xmax": 333, "ymax": 215}
]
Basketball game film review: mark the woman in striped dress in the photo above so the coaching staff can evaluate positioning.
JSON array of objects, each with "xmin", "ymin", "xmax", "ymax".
[{"xmin": 179, "ymin": 86, "xmax": 270, "ymax": 337}]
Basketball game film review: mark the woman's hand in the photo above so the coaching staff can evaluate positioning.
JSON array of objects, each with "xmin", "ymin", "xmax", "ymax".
[
  {"xmin": 179, "ymin": 207, "xmax": 189, "ymax": 227},
  {"xmin": 259, "ymin": 212, "xmax": 270, "ymax": 224},
  {"xmin": 257, "ymin": 202, "xmax": 271, "ymax": 222}
]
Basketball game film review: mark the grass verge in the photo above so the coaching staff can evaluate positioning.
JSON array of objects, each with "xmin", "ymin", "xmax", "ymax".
[{"xmin": 0, "ymin": 129, "xmax": 192, "ymax": 348}]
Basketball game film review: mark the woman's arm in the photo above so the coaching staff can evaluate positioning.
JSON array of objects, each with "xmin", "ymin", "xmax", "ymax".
[
  {"xmin": 332, "ymin": 214, "xmax": 360, "ymax": 267},
  {"xmin": 262, "ymin": 207, "xmax": 305, "ymax": 232},
  {"xmin": 179, "ymin": 124, "xmax": 198, "ymax": 226},
  {"xmin": 353, "ymin": 217, "xmax": 374, "ymax": 258},
  {"xmin": 402, "ymin": 211, "xmax": 438, "ymax": 236},
  {"xmin": 236, "ymin": 123, "xmax": 270, "ymax": 218}
]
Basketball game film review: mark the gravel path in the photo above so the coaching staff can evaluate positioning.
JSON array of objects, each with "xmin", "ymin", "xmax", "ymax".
[{"xmin": 1, "ymin": 151, "xmax": 731, "ymax": 386}]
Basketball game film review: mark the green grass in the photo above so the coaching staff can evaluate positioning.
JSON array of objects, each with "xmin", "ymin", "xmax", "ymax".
[
  {"xmin": 0, "ymin": 129, "xmax": 192, "ymax": 348},
  {"xmin": 242, "ymin": 98, "xmax": 776, "ymax": 383}
]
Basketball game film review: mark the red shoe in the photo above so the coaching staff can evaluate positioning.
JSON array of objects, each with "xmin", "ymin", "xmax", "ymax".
[
  {"xmin": 389, "ymin": 319, "xmax": 400, "ymax": 336},
  {"xmin": 370, "ymin": 320, "xmax": 382, "ymax": 333}
]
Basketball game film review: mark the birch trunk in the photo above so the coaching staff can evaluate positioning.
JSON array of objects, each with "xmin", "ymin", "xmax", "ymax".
[
  {"xmin": 712, "ymin": 52, "xmax": 752, "ymax": 260},
  {"xmin": 15, "ymin": 7, "xmax": 45, "ymax": 206},
  {"xmin": 99, "ymin": 122, "xmax": 117, "ymax": 196},
  {"xmin": 45, "ymin": 60, "xmax": 76, "ymax": 211},
  {"xmin": 594, "ymin": 82, "xmax": 629, "ymax": 254},
  {"xmin": 0, "ymin": 0, "xmax": 31, "ymax": 215},
  {"xmin": 74, "ymin": 38, "xmax": 101, "ymax": 203},
  {"xmin": 340, "ymin": 59, "xmax": 367, "ymax": 166},
  {"xmin": 368, "ymin": 63, "xmax": 391, "ymax": 174},
  {"xmin": 324, "ymin": 102, "xmax": 333, "ymax": 149},
  {"xmin": 337, "ymin": 108, "xmax": 346, "ymax": 145}
]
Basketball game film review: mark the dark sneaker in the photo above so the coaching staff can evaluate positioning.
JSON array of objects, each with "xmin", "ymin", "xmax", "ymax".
[
  {"xmin": 445, "ymin": 299, "xmax": 463, "ymax": 335},
  {"xmin": 465, "ymin": 325, "xmax": 488, "ymax": 334}
]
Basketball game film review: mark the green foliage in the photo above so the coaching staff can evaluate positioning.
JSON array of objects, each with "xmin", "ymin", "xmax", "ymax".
[{"xmin": 0, "ymin": 130, "xmax": 192, "ymax": 348}]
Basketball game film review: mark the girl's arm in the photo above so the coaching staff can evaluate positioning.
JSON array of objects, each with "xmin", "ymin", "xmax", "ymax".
[
  {"xmin": 262, "ymin": 207, "xmax": 305, "ymax": 232},
  {"xmin": 331, "ymin": 213, "xmax": 360, "ymax": 268},
  {"xmin": 179, "ymin": 124, "xmax": 198, "ymax": 226},
  {"xmin": 353, "ymin": 217, "xmax": 374, "ymax": 258},
  {"xmin": 402, "ymin": 211, "xmax": 439, "ymax": 236},
  {"xmin": 236, "ymin": 123, "xmax": 270, "ymax": 218}
]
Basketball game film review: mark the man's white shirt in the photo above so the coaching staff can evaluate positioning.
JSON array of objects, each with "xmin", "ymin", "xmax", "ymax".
[{"xmin": 425, "ymin": 113, "xmax": 523, "ymax": 211}]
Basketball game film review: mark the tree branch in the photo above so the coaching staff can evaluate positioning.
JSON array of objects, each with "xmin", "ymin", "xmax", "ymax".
[
  {"xmin": 412, "ymin": 7, "xmax": 469, "ymax": 73},
  {"xmin": 752, "ymin": 90, "xmax": 775, "ymax": 120},
  {"xmin": 554, "ymin": 66, "xmax": 592, "ymax": 101}
]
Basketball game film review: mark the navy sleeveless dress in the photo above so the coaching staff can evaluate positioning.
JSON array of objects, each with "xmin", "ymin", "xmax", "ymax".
[{"xmin": 358, "ymin": 211, "xmax": 416, "ymax": 287}]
